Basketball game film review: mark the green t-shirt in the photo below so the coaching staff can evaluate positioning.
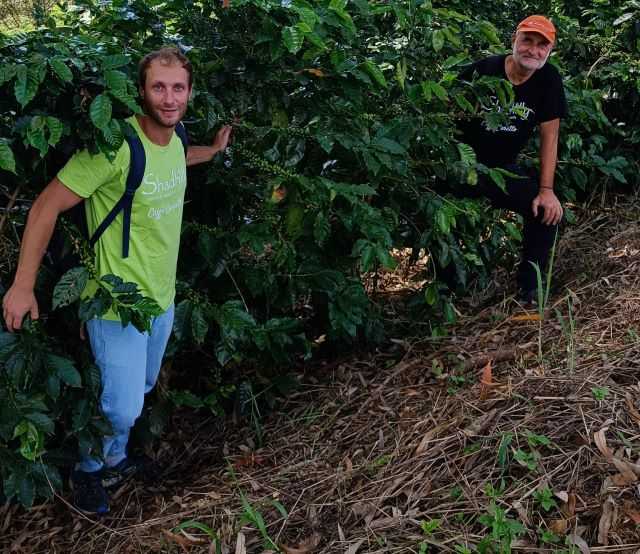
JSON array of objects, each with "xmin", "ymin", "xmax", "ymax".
[{"xmin": 57, "ymin": 116, "xmax": 187, "ymax": 320}]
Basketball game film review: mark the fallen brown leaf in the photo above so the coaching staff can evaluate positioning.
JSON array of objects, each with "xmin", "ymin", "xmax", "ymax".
[
  {"xmin": 479, "ymin": 360, "xmax": 493, "ymax": 401},
  {"xmin": 280, "ymin": 532, "xmax": 322, "ymax": 554},
  {"xmin": 549, "ymin": 519, "xmax": 568, "ymax": 535},
  {"xmin": 567, "ymin": 534, "xmax": 591, "ymax": 554},
  {"xmin": 463, "ymin": 408, "xmax": 498, "ymax": 437},
  {"xmin": 625, "ymin": 393, "xmax": 640, "ymax": 424},
  {"xmin": 611, "ymin": 457, "xmax": 637, "ymax": 484},
  {"xmin": 345, "ymin": 539, "xmax": 365, "ymax": 554},
  {"xmin": 161, "ymin": 530, "xmax": 192, "ymax": 552},
  {"xmin": 414, "ymin": 420, "xmax": 454, "ymax": 456},
  {"xmin": 235, "ymin": 532, "xmax": 246, "ymax": 554},
  {"xmin": 597, "ymin": 496, "xmax": 616, "ymax": 545},
  {"xmin": 594, "ymin": 428, "xmax": 614, "ymax": 461},
  {"xmin": 623, "ymin": 500, "xmax": 640, "ymax": 524},
  {"xmin": 510, "ymin": 313, "xmax": 541, "ymax": 322}
]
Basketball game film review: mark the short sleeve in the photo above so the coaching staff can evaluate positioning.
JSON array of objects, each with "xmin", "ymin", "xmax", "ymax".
[
  {"xmin": 537, "ymin": 67, "xmax": 568, "ymax": 123},
  {"xmin": 57, "ymin": 144, "xmax": 129, "ymax": 198}
]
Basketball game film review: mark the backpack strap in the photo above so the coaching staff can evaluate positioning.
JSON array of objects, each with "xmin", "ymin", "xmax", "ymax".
[
  {"xmin": 174, "ymin": 121, "xmax": 189, "ymax": 156},
  {"xmin": 89, "ymin": 122, "xmax": 187, "ymax": 259},
  {"xmin": 89, "ymin": 132, "xmax": 146, "ymax": 258}
]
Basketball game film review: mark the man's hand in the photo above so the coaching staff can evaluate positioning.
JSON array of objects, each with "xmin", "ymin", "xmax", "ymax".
[
  {"xmin": 186, "ymin": 125, "xmax": 234, "ymax": 167},
  {"xmin": 2, "ymin": 284, "xmax": 39, "ymax": 332},
  {"xmin": 212, "ymin": 125, "xmax": 233, "ymax": 155},
  {"xmin": 532, "ymin": 189, "xmax": 562, "ymax": 225}
]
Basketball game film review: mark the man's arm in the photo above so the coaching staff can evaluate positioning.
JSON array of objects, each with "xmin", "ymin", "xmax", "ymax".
[
  {"xmin": 186, "ymin": 125, "xmax": 233, "ymax": 167},
  {"xmin": 532, "ymin": 118, "xmax": 563, "ymax": 226},
  {"xmin": 2, "ymin": 178, "xmax": 83, "ymax": 331}
]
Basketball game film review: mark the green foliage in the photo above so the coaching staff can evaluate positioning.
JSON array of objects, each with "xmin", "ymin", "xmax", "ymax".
[
  {"xmin": 478, "ymin": 499, "xmax": 526, "ymax": 554},
  {"xmin": 1, "ymin": 0, "xmax": 639, "ymax": 507},
  {"xmin": 533, "ymin": 486, "xmax": 558, "ymax": 512}
]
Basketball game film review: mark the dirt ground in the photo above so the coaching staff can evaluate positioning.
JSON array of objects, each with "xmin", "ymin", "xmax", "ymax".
[{"xmin": 3, "ymin": 194, "xmax": 640, "ymax": 553}]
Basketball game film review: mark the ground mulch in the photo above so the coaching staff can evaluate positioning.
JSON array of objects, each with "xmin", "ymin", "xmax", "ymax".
[{"xmin": 2, "ymin": 194, "xmax": 640, "ymax": 553}]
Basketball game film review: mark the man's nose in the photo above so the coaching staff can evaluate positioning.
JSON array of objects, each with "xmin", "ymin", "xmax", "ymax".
[{"xmin": 163, "ymin": 90, "xmax": 176, "ymax": 104}]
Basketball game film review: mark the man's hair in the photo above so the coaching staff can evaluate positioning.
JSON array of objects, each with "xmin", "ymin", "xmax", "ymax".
[{"xmin": 138, "ymin": 47, "xmax": 193, "ymax": 88}]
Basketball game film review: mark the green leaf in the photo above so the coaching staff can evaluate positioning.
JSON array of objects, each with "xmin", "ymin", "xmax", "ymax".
[
  {"xmin": 52, "ymin": 267, "xmax": 89, "ymax": 310},
  {"xmin": 478, "ymin": 21, "xmax": 500, "ymax": 45},
  {"xmin": 46, "ymin": 117, "xmax": 64, "ymax": 146},
  {"xmin": 17, "ymin": 477, "xmax": 35, "ymax": 508},
  {"xmin": 373, "ymin": 137, "xmax": 405, "ymax": 154},
  {"xmin": 46, "ymin": 375, "xmax": 60, "ymax": 399},
  {"xmin": 454, "ymin": 93, "xmax": 474, "ymax": 112},
  {"xmin": 329, "ymin": 0, "xmax": 348, "ymax": 10},
  {"xmin": 457, "ymin": 143, "xmax": 476, "ymax": 166},
  {"xmin": 488, "ymin": 168, "xmax": 506, "ymax": 192},
  {"xmin": 295, "ymin": 6, "xmax": 318, "ymax": 28},
  {"xmin": 430, "ymin": 82, "xmax": 448, "ymax": 101},
  {"xmin": 113, "ymin": 92, "xmax": 143, "ymax": 114},
  {"xmin": 282, "ymin": 26, "xmax": 304, "ymax": 54},
  {"xmin": 101, "ymin": 119, "xmax": 124, "ymax": 148},
  {"xmin": 362, "ymin": 60, "xmax": 387, "ymax": 88},
  {"xmin": 14, "ymin": 64, "xmax": 39, "ymax": 108},
  {"xmin": 49, "ymin": 58, "xmax": 73, "ymax": 82},
  {"xmin": 191, "ymin": 305, "xmax": 209, "ymax": 345},
  {"xmin": 432, "ymin": 30, "xmax": 445, "ymax": 52},
  {"xmin": 13, "ymin": 421, "xmax": 44, "ymax": 462},
  {"xmin": 436, "ymin": 210, "xmax": 450, "ymax": 233},
  {"xmin": 47, "ymin": 354, "xmax": 82, "ymax": 387},
  {"xmin": 26, "ymin": 116, "xmax": 48, "ymax": 157},
  {"xmin": 72, "ymin": 398, "xmax": 91, "ymax": 431},
  {"xmin": 90, "ymin": 94, "xmax": 112, "ymax": 130},
  {"xmin": 424, "ymin": 283, "xmax": 439, "ymax": 306},
  {"xmin": 101, "ymin": 54, "xmax": 131, "ymax": 70},
  {"xmin": 25, "ymin": 412, "xmax": 55, "ymax": 435},
  {"xmin": 173, "ymin": 299, "xmax": 194, "ymax": 342},
  {"xmin": 104, "ymin": 69, "xmax": 128, "ymax": 95},
  {"xmin": 285, "ymin": 204, "xmax": 305, "ymax": 238},
  {"xmin": 313, "ymin": 212, "xmax": 331, "ymax": 246},
  {"xmin": 0, "ymin": 142, "xmax": 16, "ymax": 173},
  {"xmin": 0, "ymin": 63, "xmax": 17, "ymax": 85}
]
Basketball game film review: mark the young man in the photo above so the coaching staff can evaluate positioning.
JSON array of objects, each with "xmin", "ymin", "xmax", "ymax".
[
  {"xmin": 2, "ymin": 47, "xmax": 232, "ymax": 514},
  {"xmin": 457, "ymin": 15, "xmax": 567, "ymax": 302}
]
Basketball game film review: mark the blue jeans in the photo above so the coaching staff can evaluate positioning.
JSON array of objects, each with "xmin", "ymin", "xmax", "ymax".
[{"xmin": 77, "ymin": 305, "xmax": 174, "ymax": 473}]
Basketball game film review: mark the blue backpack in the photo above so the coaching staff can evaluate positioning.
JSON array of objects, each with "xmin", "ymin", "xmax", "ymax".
[
  {"xmin": 48, "ymin": 122, "xmax": 188, "ymax": 272},
  {"xmin": 89, "ymin": 122, "xmax": 189, "ymax": 258}
]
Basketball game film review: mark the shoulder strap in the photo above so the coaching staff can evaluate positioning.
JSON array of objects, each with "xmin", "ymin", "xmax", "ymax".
[
  {"xmin": 174, "ymin": 121, "xmax": 189, "ymax": 156},
  {"xmin": 89, "ymin": 132, "xmax": 146, "ymax": 258}
]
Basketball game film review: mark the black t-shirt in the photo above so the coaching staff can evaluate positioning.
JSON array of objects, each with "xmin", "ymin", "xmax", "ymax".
[{"xmin": 458, "ymin": 54, "xmax": 568, "ymax": 168}]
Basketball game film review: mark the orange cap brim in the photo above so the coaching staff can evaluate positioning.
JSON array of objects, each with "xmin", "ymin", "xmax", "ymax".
[{"xmin": 517, "ymin": 25, "xmax": 555, "ymax": 43}]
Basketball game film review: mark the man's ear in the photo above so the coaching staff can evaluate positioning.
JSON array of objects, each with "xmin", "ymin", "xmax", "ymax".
[
  {"xmin": 139, "ymin": 86, "xmax": 144, "ymax": 99},
  {"xmin": 188, "ymin": 86, "xmax": 193, "ymax": 101},
  {"xmin": 511, "ymin": 31, "xmax": 517, "ymax": 45}
]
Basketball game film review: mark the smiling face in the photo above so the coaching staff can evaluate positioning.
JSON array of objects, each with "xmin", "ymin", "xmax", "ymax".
[
  {"xmin": 139, "ymin": 59, "xmax": 191, "ymax": 129},
  {"xmin": 511, "ymin": 31, "xmax": 553, "ymax": 71}
]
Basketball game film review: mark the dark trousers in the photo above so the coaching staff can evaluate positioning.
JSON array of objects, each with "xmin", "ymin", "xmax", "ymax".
[{"xmin": 450, "ymin": 166, "xmax": 560, "ymax": 292}]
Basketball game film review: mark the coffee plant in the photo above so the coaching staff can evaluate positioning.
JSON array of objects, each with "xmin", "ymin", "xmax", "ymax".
[{"xmin": 0, "ymin": 0, "xmax": 638, "ymax": 506}]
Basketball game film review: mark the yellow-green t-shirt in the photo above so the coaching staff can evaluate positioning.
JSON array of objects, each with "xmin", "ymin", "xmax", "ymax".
[{"xmin": 57, "ymin": 116, "xmax": 187, "ymax": 320}]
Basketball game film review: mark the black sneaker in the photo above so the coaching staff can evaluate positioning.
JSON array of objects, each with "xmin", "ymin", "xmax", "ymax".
[
  {"xmin": 101, "ymin": 455, "xmax": 157, "ymax": 489},
  {"xmin": 517, "ymin": 288, "xmax": 539, "ymax": 307},
  {"xmin": 71, "ymin": 470, "xmax": 110, "ymax": 515}
]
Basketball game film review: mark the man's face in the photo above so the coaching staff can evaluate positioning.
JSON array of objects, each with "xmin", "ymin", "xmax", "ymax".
[
  {"xmin": 512, "ymin": 31, "xmax": 553, "ymax": 71},
  {"xmin": 140, "ymin": 59, "xmax": 191, "ymax": 128}
]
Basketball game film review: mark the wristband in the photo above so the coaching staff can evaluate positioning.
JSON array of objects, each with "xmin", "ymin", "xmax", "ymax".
[{"xmin": 539, "ymin": 186, "xmax": 554, "ymax": 190}]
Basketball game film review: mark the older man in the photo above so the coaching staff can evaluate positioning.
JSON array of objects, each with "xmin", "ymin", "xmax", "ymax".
[{"xmin": 457, "ymin": 15, "xmax": 567, "ymax": 303}]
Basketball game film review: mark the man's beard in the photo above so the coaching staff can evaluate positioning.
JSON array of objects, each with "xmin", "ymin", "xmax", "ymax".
[
  {"xmin": 512, "ymin": 44, "xmax": 551, "ymax": 70},
  {"xmin": 143, "ymin": 99, "xmax": 185, "ymax": 128}
]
